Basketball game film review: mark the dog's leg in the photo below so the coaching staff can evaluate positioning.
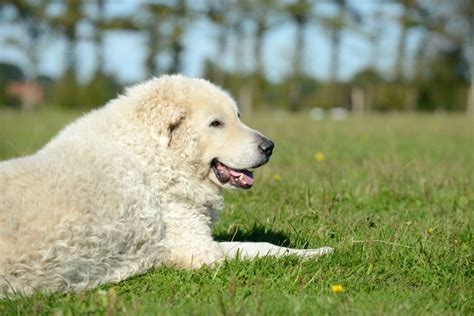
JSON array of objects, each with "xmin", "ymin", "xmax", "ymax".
[
  {"xmin": 219, "ymin": 242, "xmax": 333, "ymax": 260},
  {"xmin": 161, "ymin": 209, "xmax": 226, "ymax": 269}
]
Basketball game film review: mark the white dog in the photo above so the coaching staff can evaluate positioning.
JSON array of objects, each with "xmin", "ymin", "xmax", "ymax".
[{"xmin": 0, "ymin": 75, "xmax": 332, "ymax": 295}]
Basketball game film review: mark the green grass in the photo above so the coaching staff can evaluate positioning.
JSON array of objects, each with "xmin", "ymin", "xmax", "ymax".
[{"xmin": 0, "ymin": 109, "xmax": 473, "ymax": 315}]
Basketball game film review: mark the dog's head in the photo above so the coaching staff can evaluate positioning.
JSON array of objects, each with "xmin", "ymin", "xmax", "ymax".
[{"xmin": 130, "ymin": 75, "xmax": 274, "ymax": 190}]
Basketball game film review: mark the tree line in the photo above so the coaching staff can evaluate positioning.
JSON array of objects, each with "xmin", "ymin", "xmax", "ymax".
[{"xmin": 0, "ymin": 0, "xmax": 473, "ymax": 113}]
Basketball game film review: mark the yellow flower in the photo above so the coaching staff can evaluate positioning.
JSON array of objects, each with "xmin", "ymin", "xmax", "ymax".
[
  {"xmin": 272, "ymin": 175, "xmax": 281, "ymax": 181},
  {"xmin": 314, "ymin": 152, "xmax": 325, "ymax": 161},
  {"xmin": 331, "ymin": 284, "xmax": 344, "ymax": 294},
  {"xmin": 427, "ymin": 227, "xmax": 434, "ymax": 235}
]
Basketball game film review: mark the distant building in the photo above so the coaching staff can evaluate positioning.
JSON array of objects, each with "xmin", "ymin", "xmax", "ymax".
[{"xmin": 6, "ymin": 81, "xmax": 44, "ymax": 111}]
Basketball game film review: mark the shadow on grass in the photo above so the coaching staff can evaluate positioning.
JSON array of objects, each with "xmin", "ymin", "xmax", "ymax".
[{"xmin": 213, "ymin": 223, "xmax": 293, "ymax": 247}]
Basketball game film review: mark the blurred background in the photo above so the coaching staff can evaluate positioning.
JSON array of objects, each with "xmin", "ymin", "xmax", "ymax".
[{"xmin": 0, "ymin": 0, "xmax": 473, "ymax": 114}]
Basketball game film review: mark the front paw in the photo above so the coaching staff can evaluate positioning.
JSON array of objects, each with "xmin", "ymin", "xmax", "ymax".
[
  {"xmin": 300, "ymin": 246, "xmax": 334, "ymax": 258},
  {"xmin": 169, "ymin": 248, "xmax": 224, "ymax": 269},
  {"xmin": 188, "ymin": 251, "xmax": 224, "ymax": 269}
]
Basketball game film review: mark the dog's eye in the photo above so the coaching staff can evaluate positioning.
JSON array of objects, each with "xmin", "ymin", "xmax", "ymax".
[{"xmin": 209, "ymin": 120, "xmax": 224, "ymax": 128}]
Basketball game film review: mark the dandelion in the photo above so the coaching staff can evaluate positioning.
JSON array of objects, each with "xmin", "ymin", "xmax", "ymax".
[
  {"xmin": 273, "ymin": 175, "xmax": 281, "ymax": 181},
  {"xmin": 331, "ymin": 284, "xmax": 344, "ymax": 294},
  {"xmin": 314, "ymin": 152, "xmax": 325, "ymax": 161},
  {"xmin": 427, "ymin": 227, "xmax": 434, "ymax": 235}
]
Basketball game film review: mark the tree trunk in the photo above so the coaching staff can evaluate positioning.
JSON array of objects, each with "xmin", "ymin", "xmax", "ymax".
[
  {"xmin": 468, "ymin": 81, "xmax": 474, "ymax": 115},
  {"xmin": 212, "ymin": 29, "xmax": 227, "ymax": 85},
  {"xmin": 329, "ymin": 0, "xmax": 346, "ymax": 83},
  {"xmin": 289, "ymin": 19, "xmax": 305, "ymax": 112},
  {"xmin": 467, "ymin": 2, "xmax": 474, "ymax": 115},
  {"xmin": 252, "ymin": 21, "xmax": 265, "ymax": 111},
  {"xmin": 145, "ymin": 25, "xmax": 159, "ymax": 77},
  {"xmin": 94, "ymin": 0, "xmax": 105, "ymax": 76},
  {"xmin": 168, "ymin": 0, "xmax": 186, "ymax": 74},
  {"xmin": 329, "ymin": 29, "xmax": 341, "ymax": 83},
  {"xmin": 394, "ymin": 3, "xmax": 409, "ymax": 81},
  {"xmin": 168, "ymin": 30, "xmax": 183, "ymax": 74},
  {"xmin": 233, "ymin": 21, "xmax": 245, "ymax": 75},
  {"xmin": 63, "ymin": 0, "xmax": 81, "ymax": 77},
  {"xmin": 468, "ymin": 58, "xmax": 474, "ymax": 114},
  {"xmin": 351, "ymin": 87, "xmax": 365, "ymax": 115},
  {"xmin": 234, "ymin": 21, "xmax": 253, "ymax": 113},
  {"xmin": 254, "ymin": 21, "xmax": 265, "ymax": 77}
]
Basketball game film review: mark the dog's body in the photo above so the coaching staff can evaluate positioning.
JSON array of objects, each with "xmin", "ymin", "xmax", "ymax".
[{"xmin": 0, "ymin": 75, "xmax": 332, "ymax": 296}]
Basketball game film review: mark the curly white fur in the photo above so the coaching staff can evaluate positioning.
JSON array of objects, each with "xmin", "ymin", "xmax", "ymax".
[{"xmin": 0, "ymin": 75, "xmax": 332, "ymax": 296}]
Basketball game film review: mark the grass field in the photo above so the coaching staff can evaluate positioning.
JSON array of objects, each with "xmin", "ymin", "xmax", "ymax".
[{"xmin": 0, "ymin": 109, "xmax": 473, "ymax": 315}]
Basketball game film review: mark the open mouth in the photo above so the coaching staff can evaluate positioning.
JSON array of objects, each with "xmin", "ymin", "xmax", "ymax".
[{"xmin": 211, "ymin": 159, "xmax": 254, "ymax": 189}]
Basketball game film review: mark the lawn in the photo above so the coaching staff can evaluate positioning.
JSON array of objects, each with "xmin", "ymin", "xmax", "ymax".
[{"xmin": 0, "ymin": 109, "xmax": 472, "ymax": 315}]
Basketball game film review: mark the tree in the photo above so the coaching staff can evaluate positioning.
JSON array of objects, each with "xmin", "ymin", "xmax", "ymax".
[
  {"xmin": 205, "ymin": 0, "xmax": 257, "ymax": 112},
  {"xmin": 412, "ymin": 0, "xmax": 473, "ymax": 112},
  {"xmin": 89, "ymin": 0, "xmax": 138, "ymax": 85},
  {"xmin": 167, "ymin": 0, "xmax": 188, "ymax": 74},
  {"xmin": 285, "ymin": 0, "xmax": 312, "ymax": 111},
  {"xmin": 141, "ymin": 0, "xmax": 191, "ymax": 76},
  {"xmin": 142, "ymin": 3, "xmax": 163, "ymax": 77},
  {"xmin": 248, "ymin": 0, "xmax": 285, "ymax": 109},
  {"xmin": 319, "ymin": 0, "xmax": 361, "ymax": 83},
  {"xmin": 0, "ymin": 62, "xmax": 25, "ymax": 107},
  {"xmin": 0, "ymin": 0, "xmax": 49, "ymax": 81},
  {"xmin": 392, "ymin": 0, "xmax": 425, "ymax": 81},
  {"xmin": 458, "ymin": 0, "xmax": 474, "ymax": 114},
  {"xmin": 48, "ymin": 0, "xmax": 84, "ymax": 77},
  {"xmin": 205, "ymin": 0, "xmax": 232, "ymax": 85}
]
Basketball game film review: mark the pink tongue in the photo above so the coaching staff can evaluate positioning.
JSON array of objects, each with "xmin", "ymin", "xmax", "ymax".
[
  {"xmin": 230, "ymin": 170, "xmax": 254, "ymax": 185},
  {"xmin": 229, "ymin": 170, "xmax": 242, "ymax": 177},
  {"xmin": 242, "ymin": 173, "xmax": 254, "ymax": 185}
]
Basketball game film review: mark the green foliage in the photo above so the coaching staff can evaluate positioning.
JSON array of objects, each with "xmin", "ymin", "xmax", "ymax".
[
  {"xmin": 310, "ymin": 83, "xmax": 350, "ymax": 109},
  {"xmin": 1, "ymin": 1, "xmax": 472, "ymax": 112},
  {"xmin": 0, "ymin": 62, "xmax": 24, "ymax": 83},
  {"xmin": 81, "ymin": 74, "xmax": 122, "ymax": 110},
  {"xmin": 49, "ymin": 72, "xmax": 122, "ymax": 109},
  {"xmin": 372, "ymin": 83, "xmax": 414, "ymax": 111},
  {"xmin": 0, "ymin": 111, "xmax": 472, "ymax": 314},
  {"xmin": 352, "ymin": 68, "xmax": 382, "ymax": 88},
  {"xmin": 50, "ymin": 71, "xmax": 82, "ymax": 109},
  {"xmin": 415, "ymin": 47, "xmax": 469, "ymax": 111},
  {"xmin": 0, "ymin": 62, "xmax": 25, "ymax": 108}
]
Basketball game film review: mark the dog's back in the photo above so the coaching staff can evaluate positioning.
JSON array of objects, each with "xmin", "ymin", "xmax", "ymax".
[{"xmin": 0, "ymin": 105, "xmax": 169, "ymax": 295}]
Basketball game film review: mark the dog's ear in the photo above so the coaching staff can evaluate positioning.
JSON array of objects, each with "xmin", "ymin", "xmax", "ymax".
[
  {"xmin": 136, "ymin": 101, "xmax": 187, "ymax": 147},
  {"xmin": 156, "ymin": 102, "xmax": 186, "ymax": 136},
  {"xmin": 129, "ymin": 77, "xmax": 190, "ymax": 147},
  {"xmin": 168, "ymin": 117, "xmax": 188, "ymax": 149}
]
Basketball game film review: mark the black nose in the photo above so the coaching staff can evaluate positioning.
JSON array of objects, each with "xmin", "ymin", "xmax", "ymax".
[{"xmin": 258, "ymin": 139, "xmax": 274, "ymax": 156}]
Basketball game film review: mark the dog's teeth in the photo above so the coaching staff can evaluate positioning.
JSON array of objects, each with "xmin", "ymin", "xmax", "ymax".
[{"xmin": 239, "ymin": 174, "xmax": 244, "ymax": 181}]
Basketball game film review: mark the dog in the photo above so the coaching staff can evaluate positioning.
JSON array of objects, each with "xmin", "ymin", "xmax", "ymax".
[{"xmin": 0, "ymin": 75, "xmax": 332, "ymax": 295}]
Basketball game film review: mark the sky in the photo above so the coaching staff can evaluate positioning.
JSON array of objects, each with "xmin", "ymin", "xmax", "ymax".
[{"xmin": 0, "ymin": 0, "xmax": 422, "ymax": 84}]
